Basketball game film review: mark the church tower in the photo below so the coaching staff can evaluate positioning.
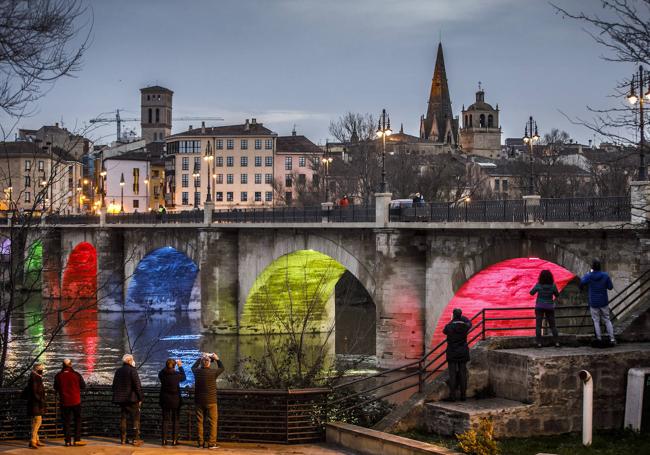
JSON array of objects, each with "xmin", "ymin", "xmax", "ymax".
[
  {"xmin": 140, "ymin": 86, "xmax": 173, "ymax": 144},
  {"xmin": 459, "ymin": 84, "xmax": 502, "ymax": 158},
  {"xmin": 420, "ymin": 42, "xmax": 458, "ymax": 144}
]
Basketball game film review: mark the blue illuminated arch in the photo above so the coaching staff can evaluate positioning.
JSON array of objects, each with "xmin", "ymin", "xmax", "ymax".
[{"xmin": 126, "ymin": 246, "xmax": 199, "ymax": 311}]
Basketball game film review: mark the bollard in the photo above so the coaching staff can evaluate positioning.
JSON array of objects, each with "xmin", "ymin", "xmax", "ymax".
[{"xmin": 579, "ymin": 370, "xmax": 593, "ymax": 446}]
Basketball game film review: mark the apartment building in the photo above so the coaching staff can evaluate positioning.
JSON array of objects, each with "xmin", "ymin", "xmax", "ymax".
[
  {"xmin": 166, "ymin": 119, "xmax": 276, "ymax": 209},
  {"xmin": 275, "ymin": 132, "xmax": 322, "ymax": 205}
]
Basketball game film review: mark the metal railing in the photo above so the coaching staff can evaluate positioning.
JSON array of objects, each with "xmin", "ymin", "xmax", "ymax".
[
  {"xmin": 390, "ymin": 196, "xmax": 631, "ymax": 223},
  {"xmin": 45, "ymin": 214, "xmax": 100, "ymax": 225},
  {"xmin": 212, "ymin": 205, "xmax": 375, "ymax": 223},
  {"xmin": 331, "ymin": 270, "xmax": 650, "ymax": 414},
  {"xmin": 106, "ymin": 210, "xmax": 204, "ymax": 224},
  {"xmin": 0, "ymin": 386, "xmax": 328, "ymax": 444}
]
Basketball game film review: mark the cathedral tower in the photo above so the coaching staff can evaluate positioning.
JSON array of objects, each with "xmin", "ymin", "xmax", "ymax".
[
  {"xmin": 420, "ymin": 42, "xmax": 458, "ymax": 144},
  {"xmin": 459, "ymin": 85, "xmax": 502, "ymax": 158}
]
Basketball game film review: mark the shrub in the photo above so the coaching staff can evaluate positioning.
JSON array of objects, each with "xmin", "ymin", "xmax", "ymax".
[{"xmin": 456, "ymin": 417, "xmax": 500, "ymax": 455}]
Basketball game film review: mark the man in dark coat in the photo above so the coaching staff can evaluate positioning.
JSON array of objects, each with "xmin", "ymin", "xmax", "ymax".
[
  {"xmin": 112, "ymin": 354, "xmax": 143, "ymax": 446},
  {"xmin": 158, "ymin": 358, "xmax": 186, "ymax": 446},
  {"xmin": 54, "ymin": 359, "xmax": 87, "ymax": 447},
  {"xmin": 192, "ymin": 353, "xmax": 225, "ymax": 449},
  {"xmin": 24, "ymin": 363, "xmax": 46, "ymax": 449},
  {"xmin": 443, "ymin": 308, "xmax": 472, "ymax": 401}
]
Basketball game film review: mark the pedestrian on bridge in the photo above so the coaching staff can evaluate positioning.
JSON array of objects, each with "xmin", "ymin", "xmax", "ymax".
[
  {"xmin": 530, "ymin": 270, "xmax": 560, "ymax": 348},
  {"xmin": 22, "ymin": 363, "xmax": 46, "ymax": 449},
  {"xmin": 158, "ymin": 358, "xmax": 186, "ymax": 446},
  {"xmin": 192, "ymin": 353, "xmax": 225, "ymax": 449},
  {"xmin": 580, "ymin": 259, "xmax": 615, "ymax": 346},
  {"xmin": 112, "ymin": 354, "xmax": 143, "ymax": 446},
  {"xmin": 54, "ymin": 359, "xmax": 87, "ymax": 447},
  {"xmin": 443, "ymin": 308, "xmax": 472, "ymax": 402}
]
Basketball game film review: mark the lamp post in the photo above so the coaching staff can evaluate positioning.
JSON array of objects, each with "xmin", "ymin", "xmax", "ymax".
[
  {"xmin": 522, "ymin": 116, "xmax": 540, "ymax": 195},
  {"xmin": 376, "ymin": 108, "xmax": 392, "ymax": 193},
  {"xmin": 204, "ymin": 141, "xmax": 213, "ymax": 203},
  {"xmin": 100, "ymin": 166, "xmax": 107, "ymax": 209},
  {"xmin": 119, "ymin": 172, "xmax": 125, "ymax": 213},
  {"xmin": 627, "ymin": 65, "xmax": 649, "ymax": 181},
  {"xmin": 144, "ymin": 173, "xmax": 149, "ymax": 211},
  {"xmin": 192, "ymin": 162, "xmax": 200, "ymax": 209},
  {"xmin": 322, "ymin": 141, "xmax": 333, "ymax": 202}
]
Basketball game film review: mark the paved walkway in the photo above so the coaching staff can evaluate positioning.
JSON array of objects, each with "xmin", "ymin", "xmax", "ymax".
[{"xmin": 0, "ymin": 438, "xmax": 355, "ymax": 454}]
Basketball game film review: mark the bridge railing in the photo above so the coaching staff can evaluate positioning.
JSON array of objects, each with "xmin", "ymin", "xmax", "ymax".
[
  {"xmin": 389, "ymin": 196, "xmax": 631, "ymax": 223},
  {"xmin": 212, "ymin": 205, "xmax": 375, "ymax": 223},
  {"xmin": 44, "ymin": 214, "xmax": 100, "ymax": 225},
  {"xmin": 106, "ymin": 210, "xmax": 204, "ymax": 224}
]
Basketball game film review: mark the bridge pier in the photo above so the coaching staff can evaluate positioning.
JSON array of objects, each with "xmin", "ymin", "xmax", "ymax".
[
  {"xmin": 96, "ymin": 229, "xmax": 125, "ymax": 311},
  {"xmin": 41, "ymin": 229, "xmax": 61, "ymax": 299}
]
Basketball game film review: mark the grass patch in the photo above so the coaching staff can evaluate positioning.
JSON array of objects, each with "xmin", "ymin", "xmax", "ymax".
[{"xmin": 395, "ymin": 429, "xmax": 650, "ymax": 455}]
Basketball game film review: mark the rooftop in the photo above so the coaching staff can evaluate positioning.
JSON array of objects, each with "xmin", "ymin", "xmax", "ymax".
[
  {"xmin": 276, "ymin": 135, "xmax": 321, "ymax": 154},
  {"xmin": 167, "ymin": 120, "xmax": 275, "ymax": 139}
]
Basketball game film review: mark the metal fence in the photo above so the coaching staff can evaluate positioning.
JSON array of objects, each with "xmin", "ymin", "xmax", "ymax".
[
  {"xmin": 0, "ymin": 386, "xmax": 328, "ymax": 444},
  {"xmin": 45, "ymin": 214, "xmax": 100, "ymax": 225},
  {"xmin": 106, "ymin": 210, "xmax": 204, "ymax": 224},
  {"xmin": 390, "ymin": 196, "xmax": 631, "ymax": 223},
  {"xmin": 212, "ymin": 205, "xmax": 375, "ymax": 223}
]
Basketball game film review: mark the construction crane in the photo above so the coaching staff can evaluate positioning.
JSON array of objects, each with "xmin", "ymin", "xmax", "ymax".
[{"xmin": 89, "ymin": 109, "xmax": 224, "ymax": 142}]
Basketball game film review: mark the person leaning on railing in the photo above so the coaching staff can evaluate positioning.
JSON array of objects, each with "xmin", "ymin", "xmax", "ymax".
[{"xmin": 192, "ymin": 353, "xmax": 225, "ymax": 450}]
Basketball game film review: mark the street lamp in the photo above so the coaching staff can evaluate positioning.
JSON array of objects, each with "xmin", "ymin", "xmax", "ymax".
[
  {"xmin": 322, "ymin": 141, "xmax": 333, "ymax": 202},
  {"xmin": 376, "ymin": 108, "xmax": 392, "ymax": 193},
  {"xmin": 204, "ymin": 141, "xmax": 213, "ymax": 203},
  {"xmin": 522, "ymin": 116, "xmax": 540, "ymax": 195},
  {"xmin": 192, "ymin": 162, "xmax": 200, "ymax": 209},
  {"xmin": 627, "ymin": 65, "xmax": 650, "ymax": 181},
  {"xmin": 100, "ymin": 166, "xmax": 107, "ymax": 209},
  {"xmin": 144, "ymin": 173, "xmax": 149, "ymax": 211},
  {"xmin": 119, "ymin": 172, "xmax": 125, "ymax": 213}
]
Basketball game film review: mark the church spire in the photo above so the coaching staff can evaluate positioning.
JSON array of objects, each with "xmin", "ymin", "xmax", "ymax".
[{"xmin": 421, "ymin": 42, "xmax": 456, "ymax": 143}]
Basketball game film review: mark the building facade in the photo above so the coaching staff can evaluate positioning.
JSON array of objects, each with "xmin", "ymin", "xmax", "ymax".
[
  {"xmin": 459, "ymin": 87, "xmax": 502, "ymax": 159},
  {"xmin": 275, "ymin": 132, "xmax": 322, "ymax": 205},
  {"xmin": 103, "ymin": 154, "xmax": 151, "ymax": 213}
]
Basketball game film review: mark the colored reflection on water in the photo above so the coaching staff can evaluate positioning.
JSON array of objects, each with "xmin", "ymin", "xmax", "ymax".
[
  {"xmin": 24, "ymin": 240, "xmax": 42, "ymax": 289},
  {"xmin": 62, "ymin": 242, "xmax": 97, "ymax": 299}
]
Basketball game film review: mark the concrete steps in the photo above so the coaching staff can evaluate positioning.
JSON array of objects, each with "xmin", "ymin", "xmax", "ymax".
[{"xmin": 424, "ymin": 398, "xmax": 532, "ymax": 436}]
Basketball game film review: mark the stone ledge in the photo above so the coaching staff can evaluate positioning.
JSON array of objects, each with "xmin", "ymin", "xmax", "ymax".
[{"xmin": 326, "ymin": 422, "xmax": 460, "ymax": 455}]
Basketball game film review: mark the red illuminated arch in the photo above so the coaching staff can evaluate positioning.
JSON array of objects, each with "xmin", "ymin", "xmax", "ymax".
[
  {"xmin": 62, "ymin": 242, "xmax": 97, "ymax": 299},
  {"xmin": 431, "ymin": 258, "xmax": 576, "ymax": 349}
]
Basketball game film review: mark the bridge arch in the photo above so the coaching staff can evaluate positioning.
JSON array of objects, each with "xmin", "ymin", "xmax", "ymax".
[
  {"xmin": 62, "ymin": 242, "xmax": 97, "ymax": 299},
  {"xmin": 125, "ymin": 246, "xmax": 200, "ymax": 312},
  {"xmin": 24, "ymin": 240, "xmax": 43, "ymax": 290}
]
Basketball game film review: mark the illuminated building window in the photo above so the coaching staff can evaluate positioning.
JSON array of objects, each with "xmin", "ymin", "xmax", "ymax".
[
  {"xmin": 216, "ymin": 174, "xmax": 223, "ymax": 184},
  {"xmin": 255, "ymin": 191, "xmax": 261, "ymax": 201},
  {"xmin": 299, "ymin": 157, "xmax": 306, "ymax": 167},
  {"xmin": 216, "ymin": 156, "xmax": 223, "ymax": 167},
  {"xmin": 227, "ymin": 191, "xmax": 233, "ymax": 201},
  {"xmin": 182, "ymin": 192, "xmax": 188, "ymax": 205},
  {"xmin": 216, "ymin": 192, "xmax": 223, "ymax": 201},
  {"xmin": 241, "ymin": 191, "xmax": 248, "ymax": 202},
  {"xmin": 285, "ymin": 157, "xmax": 292, "ymax": 170},
  {"xmin": 182, "ymin": 174, "xmax": 189, "ymax": 188}
]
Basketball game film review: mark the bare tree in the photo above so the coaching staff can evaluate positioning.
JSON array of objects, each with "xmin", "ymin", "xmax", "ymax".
[
  {"xmin": 0, "ymin": 0, "xmax": 91, "ymax": 117},
  {"xmin": 329, "ymin": 112, "xmax": 376, "ymax": 143}
]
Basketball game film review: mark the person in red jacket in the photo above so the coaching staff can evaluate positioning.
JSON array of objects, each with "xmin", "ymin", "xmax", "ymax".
[{"xmin": 54, "ymin": 359, "xmax": 87, "ymax": 447}]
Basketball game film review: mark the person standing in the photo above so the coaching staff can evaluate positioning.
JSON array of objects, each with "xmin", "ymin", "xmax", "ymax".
[
  {"xmin": 530, "ymin": 269, "xmax": 561, "ymax": 348},
  {"xmin": 339, "ymin": 195, "xmax": 349, "ymax": 208},
  {"xmin": 53, "ymin": 359, "xmax": 87, "ymax": 447},
  {"xmin": 158, "ymin": 358, "xmax": 186, "ymax": 446},
  {"xmin": 23, "ymin": 363, "xmax": 46, "ymax": 449},
  {"xmin": 112, "ymin": 354, "xmax": 143, "ymax": 446},
  {"xmin": 580, "ymin": 259, "xmax": 616, "ymax": 345},
  {"xmin": 192, "ymin": 353, "xmax": 225, "ymax": 449},
  {"xmin": 443, "ymin": 309, "xmax": 472, "ymax": 402}
]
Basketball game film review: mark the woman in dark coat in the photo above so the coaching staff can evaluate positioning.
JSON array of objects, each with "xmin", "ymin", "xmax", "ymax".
[
  {"xmin": 25, "ymin": 363, "xmax": 46, "ymax": 449},
  {"xmin": 158, "ymin": 358, "xmax": 186, "ymax": 446}
]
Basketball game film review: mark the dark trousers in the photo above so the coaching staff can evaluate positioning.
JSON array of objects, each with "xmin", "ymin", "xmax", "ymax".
[
  {"xmin": 119, "ymin": 403, "xmax": 140, "ymax": 440},
  {"xmin": 448, "ymin": 361, "xmax": 468, "ymax": 400},
  {"xmin": 61, "ymin": 405, "xmax": 82, "ymax": 443},
  {"xmin": 535, "ymin": 308, "xmax": 558, "ymax": 344},
  {"xmin": 161, "ymin": 407, "xmax": 180, "ymax": 441}
]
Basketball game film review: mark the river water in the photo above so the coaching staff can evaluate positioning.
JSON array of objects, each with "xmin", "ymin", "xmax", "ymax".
[{"xmin": 5, "ymin": 294, "xmax": 377, "ymax": 387}]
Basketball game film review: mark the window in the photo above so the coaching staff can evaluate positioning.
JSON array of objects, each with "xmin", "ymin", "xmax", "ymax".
[
  {"xmin": 285, "ymin": 175, "xmax": 292, "ymax": 187},
  {"xmin": 133, "ymin": 199, "xmax": 139, "ymax": 209},
  {"xmin": 241, "ymin": 174, "xmax": 248, "ymax": 184},
  {"xmin": 255, "ymin": 139, "xmax": 262, "ymax": 150},
  {"xmin": 182, "ymin": 157, "xmax": 189, "ymax": 171},
  {"xmin": 226, "ymin": 156, "xmax": 234, "ymax": 167},
  {"xmin": 194, "ymin": 175, "xmax": 201, "ymax": 187},
  {"xmin": 254, "ymin": 191, "xmax": 261, "ymax": 202},
  {"xmin": 241, "ymin": 156, "xmax": 248, "ymax": 167},
  {"xmin": 133, "ymin": 168, "xmax": 140, "ymax": 194},
  {"xmin": 24, "ymin": 191, "xmax": 31, "ymax": 203},
  {"xmin": 285, "ymin": 192, "xmax": 293, "ymax": 205},
  {"xmin": 216, "ymin": 192, "xmax": 223, "ymax": 202},
  {"xmin": 503, "ymin": 180, "xmax": 509, "ymax": 192},
  {"xmin": 216, "ymin": 156, "xmax": 223, "ymax": 167},
  {"xmin": 152, "ymin": 170, "xmax": 160, "ymax": 177},
  {"xmin": 182, "ymin": 174, "xmax": 189, "ymax": 188},
  {"xmin": 194, "ymin": 156, "xmax": 201, "ymax": 170},
  {"xmin": 265, "ymin": 173, "xmax": 272, "ymax": 184},
  {"xmin": 299, "ymin": 157, "xmax": 306, "ymax": 167},
  {"xmin": 479, "ymin": 114, "xmax": 486, "ymax": 128},
  {"xmin": 194, "ymin": 192, "xmax": 201, "ymax": 206},
  {"xmin": 25, "ymin": 160, "xmax": 31, "ymax": 171},
  {"xmin": 255, "ymin": 174, "xmax": 262, "ymax": 184},
  {"xmin": 216, "ymin": 174, "xmax": 223, "ymax": 184},
  {"xmin": 265, "ymin": 139, "xmax": 273, "ymax": 149},
  {"xmin": 255, "ymin": 156, "xmax": 262, "ymax": 167},
  {"xmin": 227, "ymin": 139, "xmax": 234, "ymax": 150},
  {"xmin": 312, "ymin": 175, "xmax": 319, "ymax": 187},
  {"xmin": 24, "ymin": 176, "xmax": 30, "ymax": 187},
  {"xmin": 227, "ymin": 174, "xmax": 233, "ymax": 184},
  {"xmin": 178, "ymin": 141, "xmax": 201, "ymax": 153},
  {"xmin": 154, "ymin": 187, "xmax": 160, "ymax": 197},
  {"xmin": 148, "ymin": 108, "xmax": 152, "ymax": 123},
  {"xmin": 216, "ymin": 139, "xmax": 224, "ymax": 150},
  {"xmin": 241, "ymin": 191, "xmax": 248, "ymax": 202},
  {"xmin": 488, "ymin": 114, "xmax": 494, "ymax": 128},
  {"xmin": 265, "ymin": 191, "xmax": 272, "ymax": 202},
  {"xmin": 265, "ymin": 156, "xmax": 273, "ymax": 167},
  {"xmin": 469, "ymin": 115, "xmax": 473, "ymax": 127},
  {"xmin": 285, "ymin": 156, "xmax": 292, "ymax": 170},
  {"xmin": 227, "ymin": 191, "xmax": 233, "ymax": 202},
  {"xmin": 155, "ymin": 108, "xmax": 160, "ymax": 123},
  {"xmin": 39, "ymin": 161, "xmax": 45, "ymax": 171},
  {"xmin": 241, "ymin": 139, "xmax": 248, "ymax": 150},
  {"xmin": 182, "ymin": 192, "xmax": 189, "ymax": 205},
  {"xmin": 494, "ymin": 179, "xmax": 500, "ymax": 192},
  {"xmin": 298, "ymin": 174, "xmax": 306, "ymax": 185}
]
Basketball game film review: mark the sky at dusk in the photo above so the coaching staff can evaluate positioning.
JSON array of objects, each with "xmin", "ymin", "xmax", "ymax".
[{"xmin": 6, "ymin": 0, "xmax": 637, "ymax": 146}]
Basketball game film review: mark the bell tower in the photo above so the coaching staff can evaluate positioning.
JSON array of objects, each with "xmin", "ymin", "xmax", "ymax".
[{"xmin": 140, "ymin": 86, "xmax": 173, "ymax": 144}]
